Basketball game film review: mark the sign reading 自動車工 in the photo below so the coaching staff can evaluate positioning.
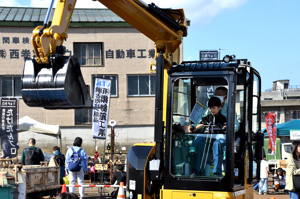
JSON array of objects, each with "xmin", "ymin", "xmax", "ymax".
[
  {"xmin": 0, "ymin": 98, "xmax": 19, "ymax": 158},
  {"xmin": 290, "ymin": 130, "xmax": 300, "ymax": 140},
  {"xmin": 92, "ymin": 78, "xmax": 111, "ymax": 139}
]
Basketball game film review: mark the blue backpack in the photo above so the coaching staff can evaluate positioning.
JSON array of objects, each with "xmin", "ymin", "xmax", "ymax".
[{"xmin": 68, "ymin": 147, "xmax": 82, "ymax": 172}]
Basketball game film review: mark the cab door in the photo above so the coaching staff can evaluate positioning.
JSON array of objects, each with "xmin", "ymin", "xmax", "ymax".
[
  {"xmin": 247, "ymin": 67, "xmax": 262, "ymax": 184},
  {"xmin": 237, "ymin": 66, "xmax": 261, "ymax": 189}
]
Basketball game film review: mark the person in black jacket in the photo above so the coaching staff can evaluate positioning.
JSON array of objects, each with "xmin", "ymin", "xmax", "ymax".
[
  {"xmin": 191, "ymin": 97, "xmax": 226, "ymax": 133},
  {"xmin": 189, "ymin": 97, "xmax": 227, "ymax": 176},
  {"xmin": 20, "ymin": 138, "xmax": 44, "ymax": 165},
  {"xmin": 111, "ymin": 165, "xmax": 126, "ymax": 198}
]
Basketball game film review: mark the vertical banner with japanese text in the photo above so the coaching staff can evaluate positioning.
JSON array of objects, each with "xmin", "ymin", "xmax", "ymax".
[
  {"xmin": 92, "ymin": 78, "xmax": 111, "ymax": 139},
  {"xmin": 0, "ymin": 98, "xmax": 19, "ymax": 158},
  {"xmin": 265, "ymin": 112, "xmax": 277, "ymax": 155}
]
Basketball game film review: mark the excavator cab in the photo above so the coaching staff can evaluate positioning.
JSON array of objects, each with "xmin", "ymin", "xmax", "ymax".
[
  {"xmin": 161, "ymin": 57, "xmax": 264, "ymax": 197},
  {"xmin": 22, "ymin": 55, "xmax": 92, "ymax": 109},
  {"xmin": 126, "ymin": 56, "xmax": 265, "ymax": 199}
]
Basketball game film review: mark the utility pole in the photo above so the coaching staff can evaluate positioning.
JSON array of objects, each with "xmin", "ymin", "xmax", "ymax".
[
  {"xmin": 109, "ymin": 120, "xmax": 116, "ymax": 184},
  {"xmin": 110, "ymin": 125, "xmax": 114, "ymax": 183}
]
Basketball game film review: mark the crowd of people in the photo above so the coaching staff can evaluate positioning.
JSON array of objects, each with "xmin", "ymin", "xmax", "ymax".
[
  {"xmin": 2, "ymin": 86, "xmax": 300, "ymax": 199},
  {"xmin": 254, "ymin": 141, "xmax": 300, "ymax": 198},
  {"xmin": 18, "ymin": 137, "xmax": 88, "ymax": 199},
  {"xmin": 253, "ymin": 140, "xmax": 300, "ymax": 199},
  {"xmin": 254, "ymin": 157, "xmax": 289, "ymax": 196},
  {"xmin": 15, "ymin": 136, "xmax": 126, "ymax": 199}
]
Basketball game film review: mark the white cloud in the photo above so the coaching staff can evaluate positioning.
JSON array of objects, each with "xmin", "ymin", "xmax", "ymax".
[
  {"xmin": 30, "ymin": 0, "xmax": 56, "ymax": 8},
  {"xmin": 25, "ymin": 0, "xmax": 246, "ymax": 25},
  {"xmin": 0, "ymin": 0, "xmax": 22, "ymax": 7},
  {"xmin": 75, "ymin": 1, "xmax": 106, "ymax": 9},
  {"xmin": 29, "ymin": 0, "xmax": 106, "ymax": 8},
  {"xmin": 142, "ymin": 0, "xmax": 247, "ymax": 25}
]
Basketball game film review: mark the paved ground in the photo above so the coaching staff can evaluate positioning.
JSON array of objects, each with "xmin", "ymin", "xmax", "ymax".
[
  {"xmin": 81, "ymin": 187, "xmax": 114, "ymax": 199},
  {"xmin": 253, "ymin": 191, "xmax": 289, "ymax": 199},
  {"xmin": 50, "ymin": 187, "xmax": 290, "ymax": 199}
]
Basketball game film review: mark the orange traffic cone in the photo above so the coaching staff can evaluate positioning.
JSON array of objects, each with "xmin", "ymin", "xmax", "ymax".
[
  {"xmin": 117, "ymin": 182, "xmax": 125, "ymax": 199},
  {"xmin": 61, "ymin": 184, "xmax": 67, "ymax": 193}
]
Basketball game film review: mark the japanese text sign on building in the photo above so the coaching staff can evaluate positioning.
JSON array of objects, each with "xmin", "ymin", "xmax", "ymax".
[
  {"xmin": 0, "ymin": 98, "xmax": 19, "ymax": 158},
  {"xmin": 0, "ymin": 36, "xmax": 71, "ymax": 59},
  {"xmin": 105, "ymin": 48, "xmax": 155, "ymax": 59},
  {"xmin": 92, "ymin": 78, "xmax": 111, "ymax": 139}
]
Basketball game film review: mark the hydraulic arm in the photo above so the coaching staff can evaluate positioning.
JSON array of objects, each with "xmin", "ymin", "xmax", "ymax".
[
  {"xmin": 22, "ymin": 3, "xmax": 187, "ymax": 198},
  {"xmin": 32, "ymin": 0, "xmax": 76, "ymax": 64},
  {"xmin": 22, "ymin": 0, "xmax": 187, "ymax": 109},
  {"xmin": 32, "ymin": 0, "xmax": 187, "ymax": 65}
]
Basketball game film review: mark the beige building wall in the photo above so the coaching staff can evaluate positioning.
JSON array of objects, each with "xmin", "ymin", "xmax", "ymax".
[
  {"xmin": 0, "ymin": 26, "xmax": 157, "ymax": 127},
  {"xmin": 0, "ymin": 16, "xmax": 184, "ymax": 156}
]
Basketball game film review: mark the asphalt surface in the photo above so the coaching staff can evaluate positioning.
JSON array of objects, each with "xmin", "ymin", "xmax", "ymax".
[
  {"xmin": 253, "ymin": 190, "xmax": 289, "ymax": 199},
  {"xmin": 49, "ymin": 187, "xmax": 290, "ymax": 199}
]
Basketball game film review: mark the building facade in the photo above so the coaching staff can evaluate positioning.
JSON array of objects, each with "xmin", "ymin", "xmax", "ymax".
[
  {"xmin": 262, "ymin": 80, "xmax": 300, "ymax": 142},
  {"xmin": 0, "ymin": 7, "xmax": 184, "ymax": 156}
]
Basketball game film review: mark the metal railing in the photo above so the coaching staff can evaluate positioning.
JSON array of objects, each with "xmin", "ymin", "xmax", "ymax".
[{"xmin": 264, "ymin": 85, "xmax": 300, "ymax": 92}]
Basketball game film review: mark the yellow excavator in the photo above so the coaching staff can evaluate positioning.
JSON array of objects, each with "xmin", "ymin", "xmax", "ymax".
[{"xmin": 21, "ymin": 0, "xmax": 265, "ymax": 199}]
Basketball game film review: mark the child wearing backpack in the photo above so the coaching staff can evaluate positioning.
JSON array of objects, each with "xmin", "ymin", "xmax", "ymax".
[
  {"xmin": 65, "ymin": 137, "xmax": 88, "ymax": 199},
  {"xmin": 50, "ymin": 146, "xmax": 66, "ymax": 184}
]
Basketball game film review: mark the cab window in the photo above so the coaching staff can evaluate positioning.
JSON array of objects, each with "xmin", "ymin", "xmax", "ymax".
[{"xmin": 171, "ymin": 77, "xmax": 230, "ymax": 179}]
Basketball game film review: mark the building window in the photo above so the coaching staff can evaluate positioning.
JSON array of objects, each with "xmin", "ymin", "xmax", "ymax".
[
  {"xmin": 75, "ymin": 108, "xmax": 92, "ymax": 124},
  {"xmin": 92, "ymin": 75, "xmax": 118, "ymax": 97},
  {"xmin": 292, "ymin": 111, "xmax": 300, "ymax": 119},
  {"xmin": 76, "ymin": 75, "xmax": 117, "ymax": 125},
  {"xmin": 284, "ymin": 83, "xmax": 289, "ymax": 89},
  {"xmin": 287, "ymin": 97, "xmax": 300, "ymax": 100},
  {"xmin": 74, "ymin": 43, "xmax": 103, "ymax": 66},
  {"xmin": 127, "ymin": 75, "xmax": 156, "ymax": 96},
  {"xmin": 1, "ymin": 76, "xmax": 22, "ymax": 97}
]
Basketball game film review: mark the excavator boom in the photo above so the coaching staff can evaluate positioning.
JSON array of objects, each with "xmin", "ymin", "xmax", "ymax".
[
  {"xmin": 22, "ymin": 0, "xmax": 188, "ymax": 109},
  {"xmin": 98, "ymin": 1, "xmax": 187, "ymax": 54}
]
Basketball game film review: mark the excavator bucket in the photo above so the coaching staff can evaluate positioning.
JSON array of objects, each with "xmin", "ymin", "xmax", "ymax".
[{"xmin": 21, "ymin": 56, "xmax": 92, "ymax": 109}]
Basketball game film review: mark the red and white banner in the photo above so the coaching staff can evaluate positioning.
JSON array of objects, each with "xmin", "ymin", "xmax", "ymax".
[{"xmin": 265, "ymin": 112, "xmax": 277, "ymax": 155}]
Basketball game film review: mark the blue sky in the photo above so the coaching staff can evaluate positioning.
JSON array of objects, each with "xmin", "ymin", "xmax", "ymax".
[{"xmin": 1, "ymin": 0, "xmax": 299, "ymax": 91}]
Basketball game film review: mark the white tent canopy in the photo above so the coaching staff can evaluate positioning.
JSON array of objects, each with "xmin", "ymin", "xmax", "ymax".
[{"xmin": 18, "ymin": 116, "xmax": 61, "ymax": 148}]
